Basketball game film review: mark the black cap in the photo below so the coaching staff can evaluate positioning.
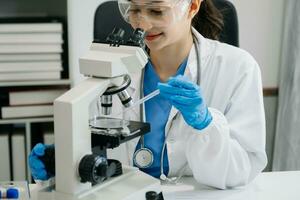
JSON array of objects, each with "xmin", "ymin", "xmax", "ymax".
[{"xmin": 146, "ymin": 191, "xmax": 157, "ymax": 200}]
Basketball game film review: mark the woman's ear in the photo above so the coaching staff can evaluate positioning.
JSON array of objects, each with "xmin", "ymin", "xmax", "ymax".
[{"xmin": 188, "ymin": 0, "xmax": 202, "ymax": 19}]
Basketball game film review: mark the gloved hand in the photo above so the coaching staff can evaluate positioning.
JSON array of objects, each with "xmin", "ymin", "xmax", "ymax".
[
  {"xmin": 29, "ymin": 143, "xmax": 54, "ymax": 181},
  {"xmin": 157, "ymin": 75, "xmax": 212, "ymax": 130}
]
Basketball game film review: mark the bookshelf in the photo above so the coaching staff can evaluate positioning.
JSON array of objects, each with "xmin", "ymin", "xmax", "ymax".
[
  {"xmin": 0, "ymin": 0, "xmax": 69, "ymax": 183},
  {"xmin": 0, "ymin": 117, "xmax": 54, "ymax": 182}
]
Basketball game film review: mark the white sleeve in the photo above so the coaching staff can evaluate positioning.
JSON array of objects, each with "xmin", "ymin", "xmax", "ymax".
[{"xmin": 185, "ymin": 62, "xmax": 268, "ymax": 189}]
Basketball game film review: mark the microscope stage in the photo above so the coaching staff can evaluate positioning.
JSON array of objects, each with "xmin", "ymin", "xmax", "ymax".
[{"xmin": 90, "ymin": 117, "xmax": 150, "ymax": 149}]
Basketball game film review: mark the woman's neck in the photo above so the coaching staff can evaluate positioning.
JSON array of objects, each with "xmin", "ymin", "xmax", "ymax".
[{"xmin": 150, "ymin": 32, "xmax": 193, "ymax": 82}]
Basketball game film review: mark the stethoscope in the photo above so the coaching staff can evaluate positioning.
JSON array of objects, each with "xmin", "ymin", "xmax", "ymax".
[{"xmin": 133, "ymin": 33, "xmax": 201, "ymax": 184}]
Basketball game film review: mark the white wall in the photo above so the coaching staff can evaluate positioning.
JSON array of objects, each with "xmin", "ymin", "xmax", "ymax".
[
  {"xmin": 68, "ymin": 0, "xmax": 106, "ymax": 85},
  {"xmin": 229, "ymin": 0, "xmax": 285, "ymax": 88}
]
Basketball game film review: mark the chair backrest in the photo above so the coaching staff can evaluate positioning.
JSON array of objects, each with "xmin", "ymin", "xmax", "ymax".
[
  {"xmin": 212, "ymin": 0, "xmax": 239, "ymax": 47},
  {"xmin": 93, "ymin": 1, "xmax": 133, "ymax": 43},
  {"xmin": 94, "ymin": 0, "xmax": 239, "ymax": 47}
]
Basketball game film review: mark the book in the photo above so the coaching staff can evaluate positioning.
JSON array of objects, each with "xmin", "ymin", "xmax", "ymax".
[
  {"xmin": 0, "ymin": 44, "xmax": 63, "ymax": 54},
  {"xmin": 0, "ymin": 23, "xmax": 63, "ymax": 33},
  {"xmin": 43, "ymin": 132, "xmax": 55, "ymax": 145},
  {"xmin": 11, "ymin": 130, "xmax": 26, "ymax": 181},
  {"xmin": 0, "ymin": 61, "xmax": 63, "ymax": 73},
  {"xmin": 9, "ymin": 89, "xmax": 67, "ymax": 106},
  {"xmin": 0, "ymin": 133, "xmax": 11, "ymax": 181},
  {"xmin": 0, "ymin": 92, "xmax": 8, "ymax": 106},
  {"xmin": 1, "ymin": 105, "xmax": 53, "ymax": 118},
  {"xmin": 0, "ymin": 71, "xmax": 61, "ymax": 81},
  {"xmin": 0, "ymin": 53, "xmax": 61, "ymax": 62},
  {"xmin": 0, "ymin": 33, "xmax": 63, "ymax": 44}
]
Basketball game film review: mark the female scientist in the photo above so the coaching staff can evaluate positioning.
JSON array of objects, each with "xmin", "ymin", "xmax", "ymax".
[{"xmin": 29, "ymin": 0, "xmax": 267, "ymax": 189}]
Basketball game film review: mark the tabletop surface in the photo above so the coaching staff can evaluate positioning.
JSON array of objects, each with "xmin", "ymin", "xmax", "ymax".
[
  {"xmin": 29, "ymin": 171, "xmax": 300, "ymax": 200},
  {"xmin": 162, "ymin": 171, "xmax": 300, "ymax": 200}
]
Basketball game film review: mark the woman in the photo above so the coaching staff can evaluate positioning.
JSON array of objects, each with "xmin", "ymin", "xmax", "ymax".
[{"xmin": 30, "ymin": 0, "xmax": 267, "ymax": 189}]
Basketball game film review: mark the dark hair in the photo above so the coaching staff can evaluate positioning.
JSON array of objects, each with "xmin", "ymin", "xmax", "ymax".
[{"xmin": 192, "ymin": 0, "xmax": 224, "ymax": 40}]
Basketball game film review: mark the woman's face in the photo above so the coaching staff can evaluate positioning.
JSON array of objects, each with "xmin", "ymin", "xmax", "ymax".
[{"xmin": 127, "ymin": 0, "xmax": 193, "ymax": 51}]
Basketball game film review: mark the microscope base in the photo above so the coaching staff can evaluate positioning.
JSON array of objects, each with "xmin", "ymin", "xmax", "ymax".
[{"xmin": 36, "ymin": 166, "xmax": 161, "ymax": 200}]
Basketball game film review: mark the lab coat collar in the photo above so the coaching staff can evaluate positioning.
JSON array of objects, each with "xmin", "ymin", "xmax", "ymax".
[{"xmin": 188, "ymin": 27, "xmax": 213, "ymax": 83}]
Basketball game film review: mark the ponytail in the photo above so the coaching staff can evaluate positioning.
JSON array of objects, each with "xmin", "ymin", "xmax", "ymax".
[{"xmin": 192, "ymin": 0, "xmax": 224, "ymax": 40}]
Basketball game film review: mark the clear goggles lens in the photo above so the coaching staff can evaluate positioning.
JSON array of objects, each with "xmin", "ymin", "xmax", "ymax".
[{"xmin": 118, "ymin": 0, "xmax": 190, "ymax": 27}]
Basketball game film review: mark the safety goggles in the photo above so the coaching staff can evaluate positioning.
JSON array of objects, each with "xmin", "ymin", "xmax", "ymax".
[{"xmin": 118, "ymin": 0, "xmax": 191, "ymax": 27}]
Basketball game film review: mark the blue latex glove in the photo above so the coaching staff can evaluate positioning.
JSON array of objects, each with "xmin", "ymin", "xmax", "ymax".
[
  {"xmin": 157, "ymin": 75, "xmax": 212, "ymax": 130},
  {"xmin": 29, "ymin": 143, "xmax": 54, "ymax": 181}
]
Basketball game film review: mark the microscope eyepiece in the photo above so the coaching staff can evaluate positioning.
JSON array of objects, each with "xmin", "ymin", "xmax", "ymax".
[
  {"xmin": 106, "ymin": 27, "xmax": 125, "ymax": 46},
  {"xmin": 127, "ymin": 28, "xmax": 146, "ymax": 47}
]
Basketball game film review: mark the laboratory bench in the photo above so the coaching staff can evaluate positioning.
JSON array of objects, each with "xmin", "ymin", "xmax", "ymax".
[
  {"xmin": 29, "ymin": 171, "xmax": 300, "ymax": 200},
  {"xmin": 162, "ymin": 171, "xmax": 300, "ymax": 200}
]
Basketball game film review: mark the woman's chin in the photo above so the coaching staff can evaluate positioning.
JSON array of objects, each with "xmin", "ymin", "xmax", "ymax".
[{"xmin": 145, "ymin": 40, "xmax": 165, "ymax": 51}]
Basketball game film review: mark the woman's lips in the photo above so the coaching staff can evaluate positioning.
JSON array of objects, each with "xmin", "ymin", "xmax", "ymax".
[{"xmin": 145, "ymin": 33, "xmax": 163, "ymax": 41}]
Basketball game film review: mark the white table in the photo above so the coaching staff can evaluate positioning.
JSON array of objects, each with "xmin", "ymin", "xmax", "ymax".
[
  {"xmin": 30, "ymin": 171, "xmax": 300, "ymax": 200},
  {"xmin": 162, "ymin": 171, "xmax": 300, "ymax": 200}
]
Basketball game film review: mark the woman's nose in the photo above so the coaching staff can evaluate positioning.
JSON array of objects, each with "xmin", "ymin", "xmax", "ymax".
[{"xmin": 134, "ymin": 15, "xmax": 153, "ymax": 31}]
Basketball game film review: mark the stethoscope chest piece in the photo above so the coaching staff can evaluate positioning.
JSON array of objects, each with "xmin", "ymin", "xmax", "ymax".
[{"xmin": 133, "ymin": 148, "xmax": 154, "ymax": 168}]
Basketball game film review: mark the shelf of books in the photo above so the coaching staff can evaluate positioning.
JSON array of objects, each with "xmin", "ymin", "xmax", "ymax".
[{"xmin": 0, "ymin": 17, "xmax": 70, "ymax": 183}]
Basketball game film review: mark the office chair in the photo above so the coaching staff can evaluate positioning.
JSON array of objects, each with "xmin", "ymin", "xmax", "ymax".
[
  {"xmin": 212, "ymin": 0, "xmax": 239, "ymax": 47},
  {"xmin": 93, "ymin": 1, "xmax": 133, "ymax": 43},
  {"xmin": 94, "ymin": 0, "xmax": 239, "ymax": 47}
]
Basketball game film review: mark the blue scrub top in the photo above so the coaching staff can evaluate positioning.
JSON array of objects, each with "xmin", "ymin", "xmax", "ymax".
[{"xmin": 134, "ymin": 58, "xmax": 188, "ymax": 178}]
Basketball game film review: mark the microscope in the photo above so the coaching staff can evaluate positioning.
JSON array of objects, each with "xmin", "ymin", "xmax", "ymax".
[{"xmin": 35, "ymin": 28, "xmax": 161, "ymax": 200}]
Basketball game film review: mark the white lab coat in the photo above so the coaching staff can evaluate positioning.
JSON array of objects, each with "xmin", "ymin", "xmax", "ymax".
[{"xmin": 107, "ymin": 29, "xmax": 268, "ymax": 189}]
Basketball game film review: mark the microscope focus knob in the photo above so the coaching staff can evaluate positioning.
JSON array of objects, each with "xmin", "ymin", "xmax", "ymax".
[{"xmin": 78, "ymin": 154, "xmax": 107, "ymax": 184}]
